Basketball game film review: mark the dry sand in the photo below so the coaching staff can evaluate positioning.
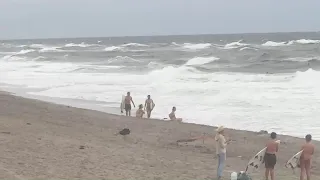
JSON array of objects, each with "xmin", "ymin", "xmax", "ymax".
[{"xmin": 0, "ymin": 91, "xmax": 319, "ymax": 180}]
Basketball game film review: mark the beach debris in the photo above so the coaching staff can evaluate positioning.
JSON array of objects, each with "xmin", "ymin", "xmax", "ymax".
[
  {"xmin": 1, "ymin": 131, "xmax": 11, "ymax": 134},
  {"xmin": 119, "ymin": 128, "xmax": 130, "ymax": 136},
  {"xmin": 26, "ymin": 123, "xmax": 31, "ymax": 125},
  {"xmin": 116, "ymin": 128, "xmax": 130, "ymax": 140},
  {"xmin": 257, "ymin": 130, "xmax": 268, "ymax": 135},
  {"xmin": 176, "ymin": 138, "xmax": 197, "ymax": 143},
  {"xmin": 79, "ymin": 145, "xmax": 85, "ymax": 149}
]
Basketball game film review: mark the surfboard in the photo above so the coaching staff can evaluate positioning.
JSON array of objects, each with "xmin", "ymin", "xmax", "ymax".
[
  {"xmin": 285, "ymin": 150, "xmax": 303, "ymax": 170},
  {"xmin": 120, "ymin": 95, "xmax": 125, "ymax": 113},
  {"xmin": 245, "ymin": 140, "xmax": 280, "ymax": 173}
]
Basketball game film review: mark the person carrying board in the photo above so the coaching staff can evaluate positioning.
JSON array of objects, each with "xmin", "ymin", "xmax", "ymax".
[
  {"xmin": 264, "ymin": 132, "xmax": 279, "ymax": 180},
  {"xmin": 300, "ymin": 134, "xmax": 315, "ymax": 180}
]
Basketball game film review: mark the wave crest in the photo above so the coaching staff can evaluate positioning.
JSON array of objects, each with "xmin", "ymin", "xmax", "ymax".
[{"xmin": 185, "ymin": 56, "xmax": 220, "ymax": 66}]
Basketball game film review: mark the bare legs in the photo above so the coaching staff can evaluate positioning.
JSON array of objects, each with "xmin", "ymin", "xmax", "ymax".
[{"xmin": 265, "ymin": 168, "xmax": 275, "ymax": 180}]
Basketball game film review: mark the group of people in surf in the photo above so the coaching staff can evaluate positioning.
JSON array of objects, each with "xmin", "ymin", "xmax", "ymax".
[
  {"xmin": 121, "ymin": 92, "xmax": 182, "ymax": 121},
  {"xmin": 215, "ymin": 126, "xmax": 315, "ymax": 180}
]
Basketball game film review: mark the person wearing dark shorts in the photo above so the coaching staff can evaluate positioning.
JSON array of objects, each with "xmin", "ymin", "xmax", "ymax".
[
  {"xmin": 124, "ymin": 92, "xmax": 135, "ymax": 116},
  {"xmin": 264, "ymin": 132, "xmax": 279, "ymax": 180}
]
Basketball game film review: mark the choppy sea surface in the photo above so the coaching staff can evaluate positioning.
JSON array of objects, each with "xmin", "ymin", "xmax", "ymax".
[{"xmin": 1, "ymin": 32, "xmax": 320, "ymax": 139}]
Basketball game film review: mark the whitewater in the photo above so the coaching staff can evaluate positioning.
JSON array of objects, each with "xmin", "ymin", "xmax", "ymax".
[{"xmin": 1, "ymin": 32, "xmax": 320, "ymax": 139}]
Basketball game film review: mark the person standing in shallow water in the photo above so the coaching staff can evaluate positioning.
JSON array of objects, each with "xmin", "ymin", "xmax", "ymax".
[
  {"xmin": 264, "ymin": 132, "xmax": 279, "ymax": 180},
  {"xmin": 300, "ymin": 134, "xmax": 315, "ymax": 180},
  {"xmin": 124, "ymin": 92, "xmax": 135, "ymax": 116},
  {"xmin": 215, "ymin": 126, "xmax": 228, "ymax": 180},
  {"xmin": 144, "ymin": 95, "xmax": 155, "ymax": 118}
]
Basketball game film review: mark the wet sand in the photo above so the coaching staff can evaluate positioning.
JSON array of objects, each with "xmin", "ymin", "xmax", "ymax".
[{"xmin": 0, "ymin": 91, "xmax": 319, "ymax": 180}]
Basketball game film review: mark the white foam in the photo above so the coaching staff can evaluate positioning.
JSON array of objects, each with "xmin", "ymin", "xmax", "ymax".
[
  {"xmin": 39, "ymin": 47, "xmax": 61, "ymax": 52},
  {"xmin": 261, "ymin": 41, "xmax": 290, "ymax": 47},
  {"xmin": 294, "ymin": 39, "xmax": 320, "ymax": 44},
  {"xmin": 29, "ymin": 44, "xmax": 46, "ymax": 49},
  {"xmin": 292, "ymin": 68, "xmax": 320, "ymax": 88},
  {"xmin": 107, "ymin": 56, "xmax": 141, "ymax": 64},
  {"xmin": 223, "ymin": 41, "xmax": 248, "ymax": 49},
  {"xmin": 121, "ymin": 43, "xmax": 148, "ymax": 47},
  {"xmin": 104, "ymin": 46, "xmax": 122, "ymax": 52},
  {"xmin": 182, "ymin": 43, "xmax": 212, "ymax": 50},
  {"xmin": 185, "ymin": 56, "xmax": 220, "ymax": 66},
  {"xmin": 239, "ymin": 47, "xmax": 258, "ymax": 51},
  {"xmin": 65, "ymin": 42, "xmax": 96, "ymax": 47},
  {"xmin": 15, "ymin": 49, "xmax": 36, "ymax": 55}
]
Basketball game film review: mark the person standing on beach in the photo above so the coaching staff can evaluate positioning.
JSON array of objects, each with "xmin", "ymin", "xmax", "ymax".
[
  {"xmin": 215, "ymin": 126, "xmax": 228, "ymax": 180},
  {"xmin": 124, "ymin": 92, "xmax": 135, "ymax": 116},
  {"xmin": 168, "ymin": 107, "xmax": 182, "ymax": 122},
  {"xmin": 144, "ymin": 95, "xmax": 155, "ymax": 118},
  {"xmin": 264, "ymin": 132, "xmax": 279, "ymax": 180},
  {"xmin": 300, "ymin": 134, "xmax": 315, "ymax": 180}
]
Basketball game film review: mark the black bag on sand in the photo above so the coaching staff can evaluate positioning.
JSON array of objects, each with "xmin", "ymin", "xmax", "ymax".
[{"xmin": 237, "ymin": 172, "xmax": 252, "ymax": 180}]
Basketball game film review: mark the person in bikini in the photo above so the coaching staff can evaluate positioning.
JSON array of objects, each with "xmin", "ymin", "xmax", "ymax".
[
  {"xmin": 168, "ymin": 106, "xmax": 182, "ymax": 122},
  {"xmin": 124, "ymin": 92, "xmax": 135, "ymax": 116},
  {"xmin": 300, "ymin": 134, "xmax": 315, "ymax": 180},
  {"xmin": 136, "ymin": 104, "xmax": 145, "ymax": 118},
  {"xmin": 264, "ymin": 132, "xmax": 279, "ymax": 180},
  {"xmin": 144, "ymin": 95, "xmax": 155, "ymax": 118}
]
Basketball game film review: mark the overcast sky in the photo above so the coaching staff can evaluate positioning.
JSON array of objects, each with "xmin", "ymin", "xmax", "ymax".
[{"xmin": 0, "ymin": 0, "xmax": 320, "ymax": 39}]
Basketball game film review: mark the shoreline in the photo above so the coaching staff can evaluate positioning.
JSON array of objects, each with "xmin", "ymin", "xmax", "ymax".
[
  {"xmin": 1, "ymin": 90, "xmax": 320, "ymax": 179},
  {"xmin": 0, "ymin": 85, "xmax": 314, "ymax": 141}
]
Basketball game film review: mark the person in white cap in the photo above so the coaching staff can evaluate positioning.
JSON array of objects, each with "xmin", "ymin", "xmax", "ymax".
[{"xmin": 215, "ymin": 126, "xmax": 229, "ymax": 180}]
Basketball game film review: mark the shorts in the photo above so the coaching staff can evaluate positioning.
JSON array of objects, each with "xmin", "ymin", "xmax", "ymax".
[
  {"xmin": 146, "ymin": 107, "xmax": 152, "ymax": 112},
  {"xmin": 125, "ymin": 104, "xmax": 131, "ymax": 111},
  {"xmin": 264, "ymin": 153, "xmax": 276, "ymax": 169},
  {"xmin": 300, "ymin": 159, "xmax": 311, "ymax": 169}
]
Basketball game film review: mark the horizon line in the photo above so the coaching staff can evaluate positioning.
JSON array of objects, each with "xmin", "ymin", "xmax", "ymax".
[{"xmin": 1, "ymin": 30, "xmax": 320, "ymax": 41}]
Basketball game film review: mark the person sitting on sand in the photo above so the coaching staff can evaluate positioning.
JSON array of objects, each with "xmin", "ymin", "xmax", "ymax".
[
  {"xmin": 264, "ymin": 132, "xmax": 279, "ymax": 180},
  {"xmin": 300, "ymin": 134, "xmax": 315, "ymax": 180},
  {"xmin": 144, "ymin": 95, "xmax": 155, "ymax": 118},
  {"xmin": 136, "ymin": 104, "xmax": 145, "ymax": 118},
  {"xmin": 215, "ymin": 126, "xmax": 228, "ymax": 180},
  {"xmin": 124, "ymin": 92, "xmax": 135, "ymax": 116},
  {"xmin": 169, "ymin": 106, "xmax": 182, "ymax": 122}
]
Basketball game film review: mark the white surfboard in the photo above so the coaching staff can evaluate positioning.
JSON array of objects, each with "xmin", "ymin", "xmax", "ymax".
[
  {"xmin": 245, "ymin": 140, "xmax": 280, "ymax": 173},
  {"xmin": 285, "ymin": 150, "xmax": 303, "ymax": 170},
  {"xmin": 120, "ymin": 95, "xmax": 125, "ymax": 113}
]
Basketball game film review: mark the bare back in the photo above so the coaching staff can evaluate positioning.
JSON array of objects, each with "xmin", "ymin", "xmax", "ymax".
[
  {"xmin": 266, "ymin": 140, "xmax": 278, "ymax": 154},
  {"xmin": 301, "ymin": 143, "xmax": 315, "ymax": 160}
]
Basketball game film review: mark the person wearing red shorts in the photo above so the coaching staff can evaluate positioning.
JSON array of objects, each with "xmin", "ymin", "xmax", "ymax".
[{"xmin": 300, "ymin": 134, "xmax": 315, "ymax": 180}]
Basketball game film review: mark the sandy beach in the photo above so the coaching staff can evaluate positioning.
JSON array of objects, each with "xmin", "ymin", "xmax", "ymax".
[{"xmin": 0, "ymin": 91, "xmax": 319, "ymax": 180}]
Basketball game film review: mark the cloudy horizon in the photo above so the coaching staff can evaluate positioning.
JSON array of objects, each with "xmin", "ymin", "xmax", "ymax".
[{"xmin": 1, "ymin": 0, "xmax": 320, "ymax": 40}]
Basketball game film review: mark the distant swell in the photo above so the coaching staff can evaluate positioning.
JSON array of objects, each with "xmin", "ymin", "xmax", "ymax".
[
  {"xmin": 185, "ymin": 56, "xmax": 220, "ymax": 66},
  {"xmin": 104, "ymin": 46, "xmax": 123, "ymax": 52},
  {"xmin": 65, "ymin": 42, "xmax": 97, "ymax": 47},
  {"xmin": 262, "ymin": 41, "xmax": 292, "ymax": 47},
  {"xmin": 120, "ymin": 43, "xmax": 148, "ymax": 47},
  {"xmin": 223, "ymin": 41, "xmax": 248, "ymax": 49},
  {"xmin": 182, "ymin": 43, "xmax": 212, "ymax": 50},
  {"xmin": 261, "ymin": 39, "xmax": 320, "ymax": 47}
]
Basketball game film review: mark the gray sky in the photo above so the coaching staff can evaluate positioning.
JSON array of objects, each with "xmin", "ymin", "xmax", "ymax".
[{"xmin": 1, "ymin": 0, "xmax": 320, "ymax": 39}]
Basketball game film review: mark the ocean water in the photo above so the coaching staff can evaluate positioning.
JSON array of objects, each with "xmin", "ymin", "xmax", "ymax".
[{"xmin": 1, "ymin": 32, "xmax": 320, "ymax": 139}]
